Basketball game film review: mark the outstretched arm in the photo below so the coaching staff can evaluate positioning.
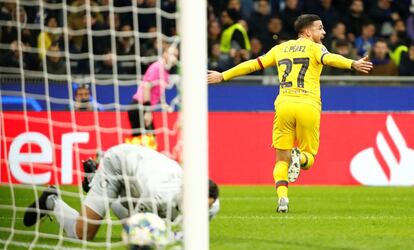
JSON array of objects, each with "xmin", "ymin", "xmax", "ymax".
[
  {"xmin": 208, "ymin": 46, "xmax": 278, "ymax": 84},
  {"xmin": 207, "ymin": 58, "xmax": 263, "ymax": 84},
  {"xmin": 322, "ymin": 53, "xmax": 373, "ymax": 74}
]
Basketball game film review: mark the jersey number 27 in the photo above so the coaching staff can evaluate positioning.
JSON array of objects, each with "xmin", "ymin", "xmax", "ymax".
[{"xmin": 278, "ymin": 57, "xmax": 309, "ymax": 88}]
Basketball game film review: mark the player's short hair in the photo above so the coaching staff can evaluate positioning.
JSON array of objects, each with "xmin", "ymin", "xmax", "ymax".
[
  {"xmin": 294, "ymin": 14, "xmax": 321, "ymax": 33},
  {"xmin": 209, "ymin": 179, "xmax": 219, "ymax": 201}
]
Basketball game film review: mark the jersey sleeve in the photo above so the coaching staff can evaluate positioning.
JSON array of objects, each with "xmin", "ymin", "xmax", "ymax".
[
  {"xmin": 313, "ymin": 43, "xmax": 353, "ymax": 69},
  {"xmin": 222, "ymin": 46, "xmax": 277, "ymax": 81},
  {"xmin": 222, "ymin": 59, "xmax": 263, "ymax": 81},
  {"xmin": 258, "ymin": 46, "xmax": 277, "ymax": 68},
  {"xmin": 142, "ymin": 63, "xmax": 158, "ymax": 85}
]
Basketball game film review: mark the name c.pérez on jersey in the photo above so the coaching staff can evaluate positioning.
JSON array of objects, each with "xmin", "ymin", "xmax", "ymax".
[{"xmin": 283, "ymin": 45, "xmax": 306, "ymax": 53}]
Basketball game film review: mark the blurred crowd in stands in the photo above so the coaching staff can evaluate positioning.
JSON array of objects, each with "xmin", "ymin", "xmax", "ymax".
[
  {"xmin": 0, "ymin": 0, "xmax": 177, "ymax": 75},
  {"xmin": 209, "ymin": 0, "xmax": 414, "ymax": 77},
  {"xmin": 1, "ymin": 0, "xmax": 414, "ymax": 77}
]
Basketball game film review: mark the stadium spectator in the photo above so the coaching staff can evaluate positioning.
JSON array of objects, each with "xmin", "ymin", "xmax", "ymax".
[
  {"xmin": 67, "ymin": 0, "xmax": 105, "ymax": 74},
  {"xmin": 207, "ymin": 2, "xmax": 217, "ymax": 22},
  {"xmin": 250, "ymin": 37, "xmax": 264, "ymax": 58},
  {"xmin": 32, "ymin": 0, "xmax": 63, "ymax": 26},
  {"xmin": 128, "ymin": 45, "xmax": 178, "ymax": 138},
  {"xmin": 219, "ymin": 8, "xmax": 251, "ymax": 53},
  {"xmin": 280, "ymin": 0, "xmax": 302, "ymax": 39},
  {"xmin": 0, "ymin": 2, "xmax": 14, "ymax": 20},
  {"xmin": 46, "ymin": 44, "xmax": 66, "ymax": 75},
  {"xmin": 227, "ymin": 0, "xmax": 242, "ymax": 14},
  {"xmin": 160, "ymin": 0, "xmax": 177, "ymax": 36},
  {"xmin": 324, "ymin": 21, "xmax": 347, "ymax": 51},
  {"xmin": 116, "ymin": 24, "xmax": 137, "ymax": 74},
  {"xmin": 398, "ymin": 43, "xmax": 414, "ymax": 76},
  {"xmin": 239, "ymin": 0, "xmax": 255, "ymax": 20},
  {"xmin": 367, "ymin": 39, "xmax": 398, "ymax": 76},
  {"xmin": 37, "ymin": 15, "xmax": 62, "ymax": 60},
  {"xmin": 138, "ymin": 0, "xmax": 156, "ymax": 32},
  {"xmin": 138, "ymin": 26, "xmax": 160, "ymax": 73},
  {"xmin": 238, "ymin": 19, "xmax": 249, "ymax": 36},
  {"xmin": 208, "ymin": 20, "xmax": 222, "ymax": 57},
  {"xmin": 355, "ymin": 22, "xmax": 376, "ymax": 57},
  {"xmin": 0, "ymin": 2, "xmax": 16, "ymax": 44},
  {"xmin": 260, "ymin": 16, "xmax": 288, "ymax": 52},
  {"xmin": 248, "ymin": 0, "xmax": 271, "ymax": 39},
  {"xmin": 368, "ymin": 0, "xmax": 402, "ymax": 37},
  {"xmin": 249, "ymin": 37, "xmax": 264, "ymax": 75},
  {"xmin": 389, "ymin": 20, "xmax": 409, "ymax": 66},
  {"xmin": 96, "ymin": 51, "xmax": 116, "ymax": 75},
  {"xmin": 0, "ymin": 41, "xmax": 23, "ymax": 68},
  {"xmin": 69, "ymin": 84, "xmax": 101, "ymax": 111},
  {"xmin": 316, "ymin": 0, "xmax": 340, "ymax": 34},
  {"xmin": 405, "ymin": 5, "xmax": 414, "ymax": 41},
  {"xmin": 323, "ymin": 39, "xmax": 357, "ymax": 76},
  {"xmin": 0, "ymin": 5, "xmax": 38, "ymax": 69},
  {"xmin": 208, "ymin": 43, "xmax": 234, "ymax": 72},
  {"xmin": 390, "ymin": 20, "xmax": 408, "ymax": 48},
  {"xmin": 140, "ymin": 26, "xmax": 158, "ymax": 58},
  {"xmin": 344, "ymin": 0, "xmax": 371, "ymax": 42},
  {"xmin": 269, "ymin": 0, "xmax": 281, "ymax": 16},
  {"xmin": 0, "ymin": 40, "xmax": 38, "ymax": 71},
  {"xmin": 67, "ymin": 0, "xmax": 87, "ymax": 53}
]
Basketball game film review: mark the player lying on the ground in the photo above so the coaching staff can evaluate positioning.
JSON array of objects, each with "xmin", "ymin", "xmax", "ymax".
[{"xmin": 23, "ymin": 144, "xmax": 219, "ymax": 240}]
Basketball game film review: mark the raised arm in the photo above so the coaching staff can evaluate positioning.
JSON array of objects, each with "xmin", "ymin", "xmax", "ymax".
[
  {"xmin": 315, "ymin": 44, "xmax": 373, "ymax": 74},
  {"xmin": 322, "ymin": 54, "xmax": 373, "ymax": 73},
  {"xmin": 208, "ymin": 47, "xmax": 277, "ymax": 84},
  {"xmin": 207, "ymin": 59, "xmax": 262, "ymax": 83}
]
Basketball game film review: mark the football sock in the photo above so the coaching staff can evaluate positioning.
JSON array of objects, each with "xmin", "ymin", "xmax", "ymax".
[
  {"xmin": 48, "ymin": 195, "xmax": 79, "ymax": 239},
  {"xmin": 273, "ymin": 161, "xmax": 289, "ymax": 198},
  {"xmin": 300, "ymin": 151, "xmax": 315, "ymax": 170}
]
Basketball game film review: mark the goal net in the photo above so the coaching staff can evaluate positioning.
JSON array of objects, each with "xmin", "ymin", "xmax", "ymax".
[{"xmin": 0, "ymin": 0, "xmax": 208, "ymax": 249}]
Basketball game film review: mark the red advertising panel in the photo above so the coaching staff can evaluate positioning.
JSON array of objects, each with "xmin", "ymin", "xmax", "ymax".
[
  {"xmin": 0, "ymin": 112, "xmax": 178, "ymax": 185},
  {"xmin": 1, "ymin": 112, "xmax": 414, "ymax": 185},
  {"xmin": 209, "ymin": 112, "xmax": 414, "ymax": 185}
]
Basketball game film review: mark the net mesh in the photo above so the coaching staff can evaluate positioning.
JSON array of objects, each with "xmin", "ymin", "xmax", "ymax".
[{"xmin": 0, "ymin": 0, "xmax": 182, "ymax": 248}]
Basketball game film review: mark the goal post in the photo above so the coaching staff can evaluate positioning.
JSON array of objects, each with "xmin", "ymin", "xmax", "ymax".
[
  {"xmin": 180, "ymin": 0, "xmax": 209, "ymax": 249},
  {"xmin": 0, "ymin": 0, "xmax": 209, "ymax": 249}
]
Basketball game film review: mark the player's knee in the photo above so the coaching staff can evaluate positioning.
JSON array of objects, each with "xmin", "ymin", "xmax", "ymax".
[
  {"xmin": 276, "ymin": 149, "xmax": 291, "ymax": 163},
  {"xmin": 75, "ymin": 218, "xmax": 99, "ymax": 240}
]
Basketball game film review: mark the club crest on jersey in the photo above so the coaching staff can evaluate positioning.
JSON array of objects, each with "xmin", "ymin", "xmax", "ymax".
[{"xmin": 321, "ymin": 46, "xmax": 328, "ymax": 53}]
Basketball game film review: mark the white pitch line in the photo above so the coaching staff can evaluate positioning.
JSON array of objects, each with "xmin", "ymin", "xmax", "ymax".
[
  {"xmin": 0, "ymin": 239, "xmax": 86, "ymax": 250},
  {"xmin": 217, "ymin": 215, "xmax": 414, "ymax": 220}
]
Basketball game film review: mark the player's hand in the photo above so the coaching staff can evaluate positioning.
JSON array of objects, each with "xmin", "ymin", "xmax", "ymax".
[
  {"xmin": 207, "ymin": 70, "xmax": 223, "ymax": 84},
  {"xmin": 351, "ymin": 56, "xmax": 373, "ymax": 74}
]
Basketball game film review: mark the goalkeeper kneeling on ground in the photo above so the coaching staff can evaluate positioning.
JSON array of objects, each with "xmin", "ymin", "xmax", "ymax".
[{"xmin": 23, "ymin": 143, "xmax": 220, "ymax": 240}]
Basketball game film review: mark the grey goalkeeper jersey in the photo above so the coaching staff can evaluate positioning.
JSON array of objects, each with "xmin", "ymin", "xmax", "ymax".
[{"xmin": 91, "ymin": 144, "xmax": 182, "ymax": 218}]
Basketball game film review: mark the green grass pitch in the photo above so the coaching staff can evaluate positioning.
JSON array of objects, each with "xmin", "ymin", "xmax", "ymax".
[{"xmin": 1, "ymin": 185, "xmax": 414, "ymax": 249}]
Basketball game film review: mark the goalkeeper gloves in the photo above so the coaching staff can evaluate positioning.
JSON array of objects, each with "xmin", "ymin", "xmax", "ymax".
[{"xmin": 82, "ymin": 159, "xmax": 98, "ymax": 193}]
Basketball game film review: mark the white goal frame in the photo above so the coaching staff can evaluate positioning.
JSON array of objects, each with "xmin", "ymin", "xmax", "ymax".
[{"xmin": 180, "ymin": 0, "xmax": 209, "ymax": 249}]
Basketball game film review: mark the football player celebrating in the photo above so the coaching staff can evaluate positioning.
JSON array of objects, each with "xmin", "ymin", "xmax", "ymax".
[{"xmin": 208, "ymin": 14, "xmax": 372, "ymax": 213}]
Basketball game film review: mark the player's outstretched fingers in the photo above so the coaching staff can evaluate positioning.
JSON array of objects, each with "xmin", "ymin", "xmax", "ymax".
[{"xmin": 207, "ymin": 71, "xmax": 223, "ymax": 84}]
